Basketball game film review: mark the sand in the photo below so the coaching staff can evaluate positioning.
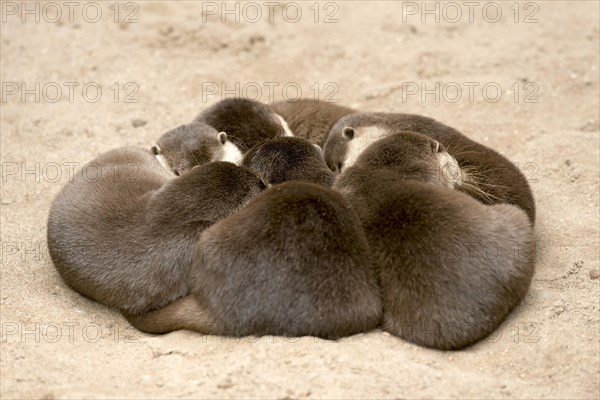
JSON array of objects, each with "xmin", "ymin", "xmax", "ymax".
[{"xmin": 1, "ymin": 1, "xmax": 599, "ymax": 398}]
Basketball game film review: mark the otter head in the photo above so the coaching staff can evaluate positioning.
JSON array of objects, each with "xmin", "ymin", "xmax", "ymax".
[
  {"xmin": 152, "ymin": 123, "xmax": 243, "ymax": 176},
  {"xmin": 341, "ymin": 131, "xmax": 463, "ymax": 188},
  {"xmin": 241, "ymin": 137, "xmax": 333, "ymax": 186},
  {"xmin": 323, "ymin": 125, "xmax": 391, "ymax": 173},
  {"xmin": 196, "ymin": 98, "xmax": 293, "ymax": 151},
  {"xmin": 152, "ymin": 162, "xmax": 268, "ymax": 226}
]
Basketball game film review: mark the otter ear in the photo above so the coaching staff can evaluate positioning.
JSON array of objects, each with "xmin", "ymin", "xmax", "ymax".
[
  {"xmin": 218, "ymin": 132, "xmax": 227, "ymax": 145},
  {"xmin": 151, "ymin": 144, "xmax": 161, "ymax": 155},
  {"xmin": 342, "ymin": 127, "xmax": 355, "ymax": 140},
  {"xmin": 432, "ymin": 140, "xmax": 442, "ymax": 153},
  {"xmin": 313, "ymin": 144, "xmax": 322, "ymax": 152}
]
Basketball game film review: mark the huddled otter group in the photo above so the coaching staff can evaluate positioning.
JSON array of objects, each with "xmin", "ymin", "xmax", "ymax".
[{"xmin": 47, "ymin": 97, "xmax": 536, "ymax": 349}]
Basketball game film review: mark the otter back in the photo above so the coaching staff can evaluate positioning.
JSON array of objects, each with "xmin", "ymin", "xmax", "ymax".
[
  {"xmin": 127, "ymin": 182, "xmax": 381, "ymax": 339},
  {"xmin": 335, "ymin": 171, "xmax": 535, "ymax": 350},
  {"xmin": 47, "ymin": 151, "xmax": 265, "ymax": 315}
]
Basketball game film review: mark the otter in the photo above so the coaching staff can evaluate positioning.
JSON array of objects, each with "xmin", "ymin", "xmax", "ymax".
[
  {"xmin": 269, "ymin": 99, "xmax": 356, "ymax": 147},
  {"xmin": 333, "ymin": 132, "xmax": 536, "ymax": 350},
  {"xmin": 323, "ymin": 113, "xmax": 535, "ymax": 223},
  {"xmin": 151, "ymin": 122, "xmax": 243, "ymax": 176},
  {"xmin": 125, "ymin": 182, "xmax": 381, "ymax": 339},
  {"xmin": 194, "ymin": 98, "xmax": 294, "ymax": 153},
  {"xmin": 242, "ymin": 137, "xmax": 335, "ymax": 186},
  {"xmin": 333, "ymin": 130, "xmax": 462, "ymax": 192},
  {"xmin": 47, "ymin": 150, "xmax": 266, "ymax": 316}
]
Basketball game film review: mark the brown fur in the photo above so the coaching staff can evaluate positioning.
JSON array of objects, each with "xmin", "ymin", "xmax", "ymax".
[
  {"xmin": 324, "ymin": 112, "xmax": 536, "ymax": 223},
  {"xmin": 335, "ymin": 131, "xmax": 459, "ymax": 188},
  {"xmin": 47, "ymin": 149, "xmax": 265, "ymax": 315},
  {"xmin": 152, "ymin": 122, "xmax": 234, "ymax": 176},
  {"xmin": 126, "ymin": 182, "xmax": 381, "ymax": 339},
  {"xmin": 269, "ymin": 99, "xmax": 356, "ymax": 147},
  {"xmin": 195, "ymin": 98, "xmax": 287, "ymax": 152},
  {"xmin": 242, "ymin": 137, "xmax": 335, "ymax": 186},
  {"xmin": 334, "ymin": 136, "xmax": 536, "ymax": 350}
]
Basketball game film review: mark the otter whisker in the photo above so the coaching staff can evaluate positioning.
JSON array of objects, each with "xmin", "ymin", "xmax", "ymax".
[
  {"xmin": 463, "ymin": 173, "xmax": 511, "ymax": 191},
  {"xmin": 226, "ymin": 135, "xmax": 250, "ymax": 151},
  {"xmin": 447, "ymin": 140, "xmax": 477, "ymax": 154},
  {"xmin": 450, "ymin": 150, "xmax": 485, "ymax": 158},
  {"xmin": 459, "ymin": 164, "xmax": 518, "ymax": 175},
  {"xmin": 189, "ymin": 149, "xmax": 201, "ymax": 168},
  {"xmin": 470, "ymin": 181, "xmax": 511, "ymax": 190},
  {"xmin": 461, "ymin": 181, "xmax": 505, "ymax": 203}
]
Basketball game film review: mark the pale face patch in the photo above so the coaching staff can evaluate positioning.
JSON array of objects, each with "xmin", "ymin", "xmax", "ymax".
[
  {"xmin": 276, "ymin": 114, "xmax": 295, "ymax": 137},
  {"xmin": 155, "ymin": 153, "xmax": 176, "ymax": 176},
  {"xmin": 343, "ymin": 126, "xmax": 390, "ymax": 171},
  {"xmin": 219, "ymin": 141, "xmax": 243, "ymax": 165},
  {"xmin": 436, "ymin": 152, "xmax": 462, "ymax": 188}
]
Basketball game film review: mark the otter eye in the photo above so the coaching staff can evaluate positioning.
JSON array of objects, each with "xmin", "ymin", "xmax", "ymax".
[
  {"xmin": 336, "ymin": 162, "xmax": 343, "ymax": 172},
  {"xmin": 151, "ymin": 145, "xmax": 161, "ymax": 155},
  {"xmin": 174, "ymin": 169, "xmax": 181, "ymax": 176},
  {"xmin": 258, "ymin": 180, "xmax": 268, "ymax": 190}
]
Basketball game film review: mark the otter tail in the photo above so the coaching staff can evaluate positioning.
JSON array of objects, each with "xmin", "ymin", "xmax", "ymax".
[{"xmin": 124, "ymin": 295, "xmax": 221, "ymax": 335}]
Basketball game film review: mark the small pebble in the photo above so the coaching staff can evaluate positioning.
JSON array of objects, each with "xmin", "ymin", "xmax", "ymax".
[
  {"xmin": 132, "ymin": 119, "xmax": 147, "ymax": 128},
  {"xmin": 217, "ymin": 380, "xmax": 234, "ymax": 389},
  {"xmin": 589, "ymin": 269, "xmax": 600, "ymax": 279}
]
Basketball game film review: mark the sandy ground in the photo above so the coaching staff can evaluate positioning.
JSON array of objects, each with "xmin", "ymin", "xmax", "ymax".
[{"xmin": 1, "ymin": 1, "xmax": 599, "ymax": 399}]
